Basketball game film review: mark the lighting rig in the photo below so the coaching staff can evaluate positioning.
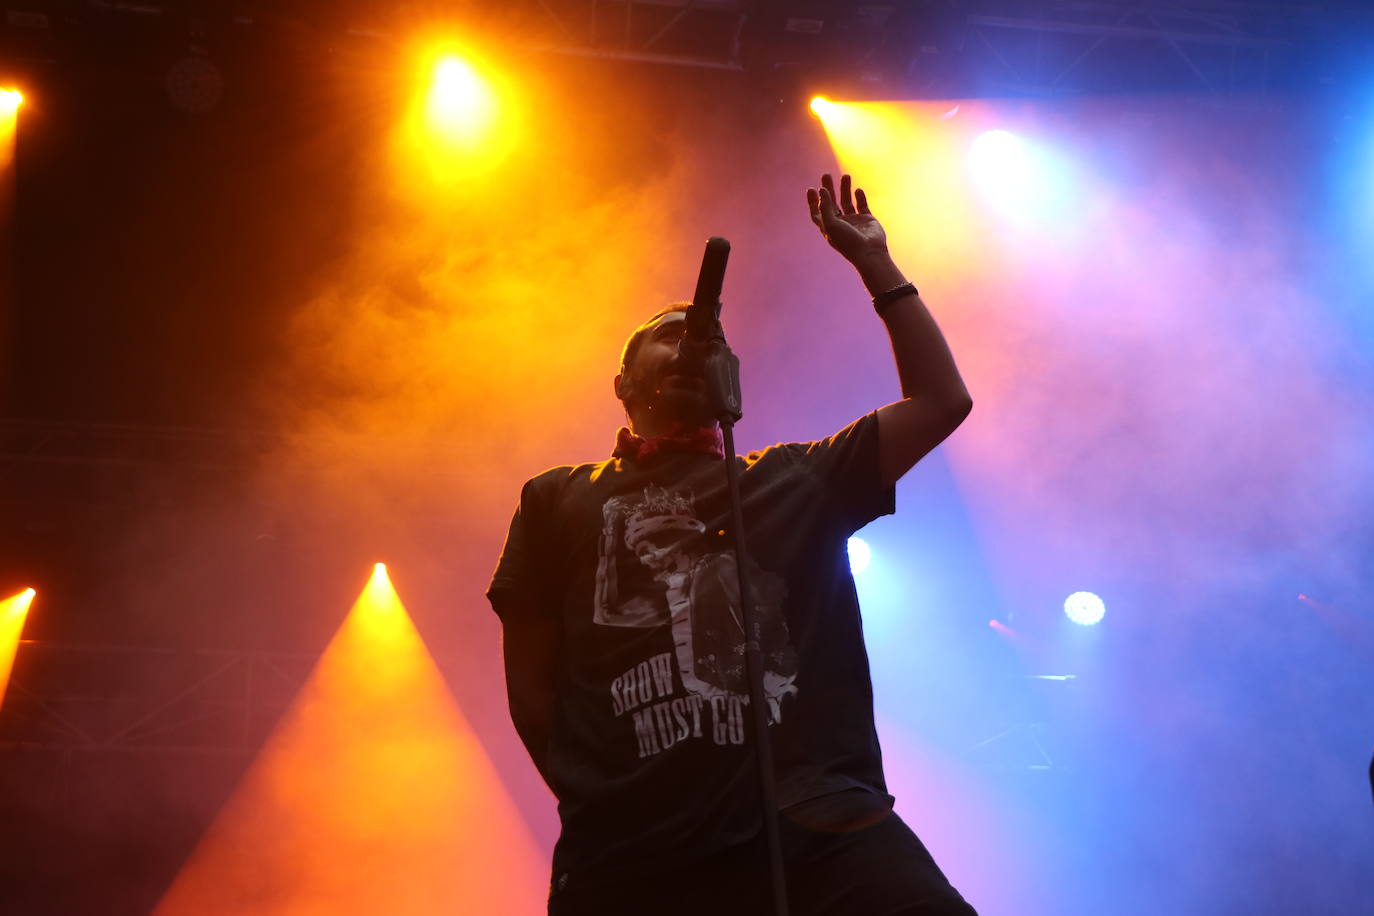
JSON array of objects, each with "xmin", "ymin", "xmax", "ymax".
[{"xmin": 1, "ymin": 1, "xmax": 1370, "ymax": 114}]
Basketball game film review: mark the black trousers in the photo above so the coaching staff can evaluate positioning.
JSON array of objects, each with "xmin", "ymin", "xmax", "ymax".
[{"xmin": 547, "ymin": 809, "xmax": 978, "ymax": 916}]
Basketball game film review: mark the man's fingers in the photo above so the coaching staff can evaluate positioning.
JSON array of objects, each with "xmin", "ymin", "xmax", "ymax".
[
  {"xmin": 820, "ymin": 187, "xmax": 839, "ymax": 229},
  {"xmin": 818, "ymin": 182, "xmax": 840, "ymax": 222},
  {"xmin": 820, "ymin": 174, "xmax": 838, "ymax": 217},
  {"xmin": 855, "ymin": 187, "xmax": 871, "ymax": 214},
  {"xmin": 806, "ymin": 187, "xmax": 823, "ymax": 227},
  {"xmin": 840, "ymin": 174, "xmax": 855, "ymax": 215}
]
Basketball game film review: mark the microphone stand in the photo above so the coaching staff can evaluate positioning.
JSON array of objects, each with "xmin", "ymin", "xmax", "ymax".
[{"xmin": 682, "ymin": 300, "xmax": 790, "ymax": 916}]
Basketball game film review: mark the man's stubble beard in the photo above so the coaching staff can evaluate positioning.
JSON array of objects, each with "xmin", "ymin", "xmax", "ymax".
[
  {"xmin": 645, "ymin": 385, "xmax": 716, "ymax": 430},
  {"xmin": 625, "ymin": 362, "xmax": 716, "ymax": 431}
]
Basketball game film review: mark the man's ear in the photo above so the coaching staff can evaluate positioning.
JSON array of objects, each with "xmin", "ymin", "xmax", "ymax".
[{"xmin": 614, "ymin": 372, "xmax": 630, "ymax": 402}]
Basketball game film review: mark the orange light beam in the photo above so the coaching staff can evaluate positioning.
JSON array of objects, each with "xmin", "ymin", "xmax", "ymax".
[
  {"xmin": 0, "ymin": 588, "xmax": 35, "ymax": 711},
  {"xmin": 156, "ymin": 564, "xmax": 545, "ymax": 916},
  {"xmin": 808, "ymin": 97, "xmax": 981, "ymax": 270}
]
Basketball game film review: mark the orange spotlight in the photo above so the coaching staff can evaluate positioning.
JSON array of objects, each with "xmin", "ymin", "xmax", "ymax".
[
  {"xmin": 156, "ymin": 566, "xmax": 545, "ymax": 916},
  {"xmin": 807, "ymin": 96, "xmax": 840, "ymax": 120},
  {"xmin": 0, "ymin": 588, "xmax": 35, "ymax": 711},
  {"xmin": 0, "ymin": 89, "xmax": 21, "ymax": 116},
  {"xmin": 394, "ymin": 43, "xmax": 522, "ymax": 186},
  {"xmin": 430, "ymin": 58, "xmax": 489, "ymax": 119},
  {"xmin": 425, "ymin": 53, "xmax": 499, "ymax": 149}
]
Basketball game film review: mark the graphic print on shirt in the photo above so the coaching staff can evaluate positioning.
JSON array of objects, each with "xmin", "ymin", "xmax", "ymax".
[{"xmin": 593, "ymin": 485, "xmax": 799, "ymax": 758}]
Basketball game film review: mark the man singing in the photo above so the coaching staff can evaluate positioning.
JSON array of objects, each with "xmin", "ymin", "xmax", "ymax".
[{"xmin": 488, "ymin": 174, "xmax": 977, "ymax": 915}]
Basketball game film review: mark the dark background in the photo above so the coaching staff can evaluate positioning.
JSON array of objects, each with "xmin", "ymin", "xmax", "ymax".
[{"xmin": 3, "ymin": 2, "xmax": 1373, "ymax": 914}]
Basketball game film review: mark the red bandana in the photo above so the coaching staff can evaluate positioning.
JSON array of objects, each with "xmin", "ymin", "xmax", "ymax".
[{"xmin": 613, "ymin": 425, "xmax": 726, "ymax": 463}]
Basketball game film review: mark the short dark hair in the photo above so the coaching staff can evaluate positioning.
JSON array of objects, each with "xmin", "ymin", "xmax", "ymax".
[{"xmin": 618, "ymin": 302, "xmax": 691, "ymax": 376}]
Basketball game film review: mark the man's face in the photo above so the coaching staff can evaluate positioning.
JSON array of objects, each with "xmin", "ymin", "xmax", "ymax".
[{"xmin": 617, "ymin": 312, "xmax": 712, "ymax": 428}]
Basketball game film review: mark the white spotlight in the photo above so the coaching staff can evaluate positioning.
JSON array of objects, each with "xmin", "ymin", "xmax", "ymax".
[
  {"xmin": 1063, "ymin": 591, "xmax": 1106, "ymax": 626},
  {"xmin": 847, "ymin": 537, "xmax": 871, "ymax": 575},
  {"xmin": 968, "ymin": 129, "xmax": 1029, "ymax": 195},
  {"xmin": 968, "ymin": 127, "xmax": 1074, "ymax": 218}
]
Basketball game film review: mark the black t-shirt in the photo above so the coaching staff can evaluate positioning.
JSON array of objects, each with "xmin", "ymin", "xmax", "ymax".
[{"xmin": 487, "ymin": 412, "xmax": 896, "ymax": 885}]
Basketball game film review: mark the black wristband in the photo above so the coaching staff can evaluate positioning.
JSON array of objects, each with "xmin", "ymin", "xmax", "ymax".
[{"xmin": 872, "ymin": 281, "xmax": 918, "ymax": 314}]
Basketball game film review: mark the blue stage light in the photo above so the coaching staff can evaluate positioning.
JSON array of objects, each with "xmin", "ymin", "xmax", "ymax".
[{"xmin": 847, "ymin": 537, "xmax": 871, "ymax": 575}]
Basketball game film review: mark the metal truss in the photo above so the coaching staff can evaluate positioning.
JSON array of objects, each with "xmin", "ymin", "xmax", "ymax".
[
  {"xmin": 959, "ymin": 0, "xmax": 1341, "ymax": 99},
  {"xmin": 522, "ymin": 0, "xmax": 750, "ymax": 70},
  {"xmin": 508, "ymin": 0, "xmax": 1360, "ymax": 100},
  {"xmin": 7, "ymin": 0, "xmax": 1359, "ymax": 98},
  {"xmin": 0, "ymin": 640, "xmax": 313, "ymax": 755}
]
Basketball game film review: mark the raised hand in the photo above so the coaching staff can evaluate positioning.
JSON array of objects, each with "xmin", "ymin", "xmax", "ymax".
[{"xmin": 806, "ymin": 173, "xmax": 889, "ymax": 265}]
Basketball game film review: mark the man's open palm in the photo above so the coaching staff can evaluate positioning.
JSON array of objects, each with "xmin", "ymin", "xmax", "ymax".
[{"xmin": 806, "ymin": 173, "xmax": 889, "ymax": 264}]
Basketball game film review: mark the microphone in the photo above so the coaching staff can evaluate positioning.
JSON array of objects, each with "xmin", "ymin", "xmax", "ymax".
[
  {"xmin": 677, "ymin": 236, "xmax": 742, "ymax": 422},
  {"xmin": 682, "ymin": 237, "xmax": 731, "ymax": 353}
]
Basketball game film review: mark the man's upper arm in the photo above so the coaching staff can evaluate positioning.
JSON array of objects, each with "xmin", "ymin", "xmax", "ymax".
[
  {"xmin": 486, "ymin": 472, "xmax": 564, "ymax": 783},
  {"xmin": 875, "ymin": 395, "xmax": 972, "ymax": 488},
  {"xmin": 496, "ymin": 595, "xmax": 561, "ymax": 699}
]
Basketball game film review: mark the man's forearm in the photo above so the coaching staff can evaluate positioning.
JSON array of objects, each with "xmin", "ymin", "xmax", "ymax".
[
  {"xmin": 806, "ymin": 173, "xmax": 971, "ymax": 483},
  {"xmin": 500, "ymin": 611, "xmax": 562, "ymax": 790},
  {"xmin": 853, "ymin": 252, "xmax": 971, "ymax": 408},
  {"xmin": 510, "ymin": 701, "xmax": 556, "ymax": 788}
]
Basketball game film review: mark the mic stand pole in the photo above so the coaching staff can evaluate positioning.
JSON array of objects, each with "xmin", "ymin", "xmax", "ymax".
[{"xmin": 686, "ymin": 320, "xmax": 790, "ymax": 916}]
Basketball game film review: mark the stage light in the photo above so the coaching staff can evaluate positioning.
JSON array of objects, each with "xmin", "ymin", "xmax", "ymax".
[
  {"xmin": 847, "ymin": 536, "xmax": 871, "ymax": 574},
  {"xmin": 967, "ymin": 127, "xmax": 1075, "ymax": 220},
  {"xmin": 1063, "ymin": 591, "xmax": 1105, "ymax": 626},
  {"xmin": 1, "ymin": 588, "xmax": 35, "ymax": 711},
  {"xmin": 809, "ymin": 98, "xmax": 978, "ymax": 262},
  {"xmin": 426, "ymin": 54, "xmax": 497, "ymax": 144},
  {"xmin": 396, "ymin": 44, "xmax": 521, "ymax": 186},
  {"xmin": 359, "ymin": 562, "xmax": 402, "ymax": 628},
  {"xmin": 805, "ymin": 94, "xmax": 869, "ymax": 136},
  {"xmin": 156, "ymin": 566, "xmax": 545, "ymax": 915},
  {"xmin": 1, "ymin": 88, "xmax": 20, "ymax": 170},
  {"xmin": 968, "ymin": 129, "xmax": 1029, "ymax": 196}
]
